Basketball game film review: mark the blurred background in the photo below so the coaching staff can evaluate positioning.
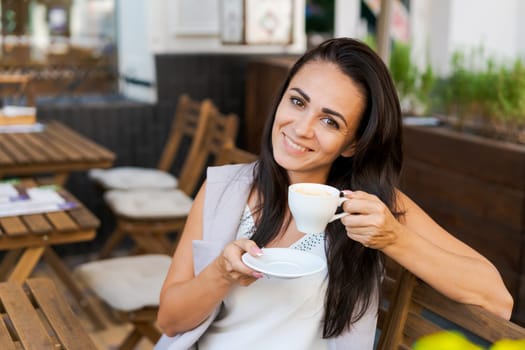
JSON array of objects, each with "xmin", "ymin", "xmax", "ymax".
[{"xmin": 2, "ymin": 0, "xmax": 525, "ymax": 338}]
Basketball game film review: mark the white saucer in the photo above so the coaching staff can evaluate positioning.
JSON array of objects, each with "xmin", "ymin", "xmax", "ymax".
[{"xmin": 242, "ymin": 248, "xmax": 326, "ymax": 279}]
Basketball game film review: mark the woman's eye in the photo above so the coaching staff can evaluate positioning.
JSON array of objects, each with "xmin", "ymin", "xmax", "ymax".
[
  {"xmin": 290, "ymin": 97, "xmax": 304, "ymax": 107},
  {"xmin": 322, "ymin": 117, "xmax": 340, "ymax": 129}
]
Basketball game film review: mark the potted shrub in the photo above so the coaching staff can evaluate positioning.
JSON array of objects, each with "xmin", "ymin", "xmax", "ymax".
[{"xmin": 393, "ymin": 45, "xmax": 525, "ymax": 325}]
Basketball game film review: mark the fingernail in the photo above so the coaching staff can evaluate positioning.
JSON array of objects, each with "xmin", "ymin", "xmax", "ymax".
[
  {"xmin": 252, "ymin": 271, "xmax": 264, "ymax": 278},
  {"xmin": 250, "ymin": 247, "xmax": 263, "ymax": 256},
  {"xmin": 342, "ymin": 190, "xmax": 353, "ymax": 195}
]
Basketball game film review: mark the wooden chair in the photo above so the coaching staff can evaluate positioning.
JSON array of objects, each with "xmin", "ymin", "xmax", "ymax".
[
  {"xmin": 215, "ymin": 143, "xmax": 258, "ymax": 165},
  {"xmin": 98, "ymin": 103, "xmax": 240, "ymax": 258},
  {"xmin": 75, "ymin": 138, "xmax": 257, "ymax": 350},
  {"xmin": 0, "ymin": 73, "xmax": 35, "ymax": 106},
  {"xmin": 377, "ymin": 267, "xmax": 525, "ymax": 349},
  {"xmin": 377, "ymin": 257, "xmax": 403, "ymax": 334},
  {"xmin": 89, "ymin": 93, "xmax": 209, "ymax": 191}
]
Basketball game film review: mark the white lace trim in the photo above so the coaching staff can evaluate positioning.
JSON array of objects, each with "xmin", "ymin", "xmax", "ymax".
[{"xmin": 237, "ymin": 205, "xmax": 325, "ymax": 252}]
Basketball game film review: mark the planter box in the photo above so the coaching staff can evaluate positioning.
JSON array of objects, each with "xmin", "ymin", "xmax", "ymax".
[{"xmin": 401, "ymin": 124, "xmax": 525, "ymax": 325}]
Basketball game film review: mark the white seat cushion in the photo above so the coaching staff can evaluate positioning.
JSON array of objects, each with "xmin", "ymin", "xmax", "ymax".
[
  {"xmin": 104, "ymin": 188, "xmax": 193, "ymax": 219},
  {"xmin": 74, "ymin": 254, "xmax": 172, "ymax": 311},
  {"xmin": 89, "ymin": 167, "xmax": 177, "ymax": 190}
]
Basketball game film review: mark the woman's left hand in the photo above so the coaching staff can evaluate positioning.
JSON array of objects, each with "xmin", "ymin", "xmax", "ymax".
[{"xmin": 339, "ymin": 190, "xmax": 403, "ymax": 249}]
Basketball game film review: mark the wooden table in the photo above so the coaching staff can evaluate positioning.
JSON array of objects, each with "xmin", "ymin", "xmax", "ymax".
[
  {"xmin": 0, "ymin": 120, "xmax": 115, "ymax": 185},
  {"xmin": 0, "ymin": 277, "xmax": 97, "ymax": 350},
  {"xmin": 0, "ymin": 179, "xmax": 105, "ymax": 329}
]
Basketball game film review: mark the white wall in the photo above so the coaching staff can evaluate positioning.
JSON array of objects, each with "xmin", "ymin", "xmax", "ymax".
[
  {"xmin": 117, "ymin": 0, "xmax": 306, "ymax": 102},
  {"xmin": 154, "ymin": 0, "xmax": 306, "ymax": 54},
  {"xmin": 519, "ymin": 1, "xmax": 525, "ymax": 56},
  {"xmin": 449, "ymin": 0, "xmax": 518, "ymax": 60},
  {"xmin": 412, "ymin": 0, "xmax": 522, "ymax": 75},
  {"xmin": 334, "ymin": 0, "xmax": 362, "ymax": 38}
]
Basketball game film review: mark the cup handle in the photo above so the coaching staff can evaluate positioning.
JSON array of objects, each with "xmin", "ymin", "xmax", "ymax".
[{"xmin": 328, "ymin": 197, "xmax": 349, "ymax": 223}]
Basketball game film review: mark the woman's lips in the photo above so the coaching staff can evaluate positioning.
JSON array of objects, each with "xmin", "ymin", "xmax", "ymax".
[{"xmin": 283, "ymin": 133, "xmax": 311, "ymax": 153}]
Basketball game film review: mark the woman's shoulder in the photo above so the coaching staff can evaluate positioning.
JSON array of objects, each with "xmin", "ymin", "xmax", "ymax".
[{"xmin": 207, "ymin": 161, "xmax": 257, "ymax": 184}]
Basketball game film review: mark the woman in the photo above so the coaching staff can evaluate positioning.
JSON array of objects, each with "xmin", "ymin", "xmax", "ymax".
[{"xmin": 155, "ymin": 38, "xmax": 513, "ymax": 349}]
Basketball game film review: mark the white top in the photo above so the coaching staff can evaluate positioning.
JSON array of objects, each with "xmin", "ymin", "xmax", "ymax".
[{"xmin": 198, "ymin": 206, "xmax": 329, "ymax": 350}]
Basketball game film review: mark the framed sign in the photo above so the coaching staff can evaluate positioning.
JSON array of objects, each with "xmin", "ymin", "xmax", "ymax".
[{"xmin": 220, "ymin": 0, "xmax": 244, "ymax": 43}]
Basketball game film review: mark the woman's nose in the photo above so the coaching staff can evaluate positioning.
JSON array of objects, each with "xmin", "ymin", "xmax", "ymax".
[{"xmin": 293, "ymin": 115, "xmax": 315, "ymax": 138}]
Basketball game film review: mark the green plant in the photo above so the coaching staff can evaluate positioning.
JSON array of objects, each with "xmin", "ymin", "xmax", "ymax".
[
  {"xmin": 389, "ymin": 41, "xmax": 436, "ymax": 115},
  {"xmin": 435, "ymin": 48, "xmax": 525, "ymax": 126}
]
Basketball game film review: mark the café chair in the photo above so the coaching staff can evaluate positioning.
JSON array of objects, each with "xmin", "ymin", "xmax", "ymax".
[
  {"xmin": 97, "ymin": 104, "xmax": 240, "ymax": 258},
  {"xmin": 89, "ymin": 94, "xmax": 208, "ymax": 190},
  {"xmin": 75, "ymin": 143, "xmax": 258, "ymax": 350},
  {"xmin": 376, "ymin": 267, "xmax": 525, "ymax": 349},
  {"xmin": 0, "ymin": 73, "xmax": 35, "ymax": 106}
]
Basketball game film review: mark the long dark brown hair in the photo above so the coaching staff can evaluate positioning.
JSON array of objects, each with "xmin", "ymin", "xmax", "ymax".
[{"xmin": 249, "ymin": 38, "xmax": 403, "ymax": 337}]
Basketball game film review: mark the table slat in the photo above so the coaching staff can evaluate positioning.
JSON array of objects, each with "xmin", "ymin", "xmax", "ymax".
[
  {"xmin": 0, "ymin": 137, "xmax": 30, "ymax": 163},
  {"xmin": 22, "ymin": 214, "xmax": 53, "ymax": 234},
  {"xmin": 46, "ymin": 211, "xmax": 78, "ymax": 232},
  {"xmin": 19, "ymin": 178, "xmax": 39, "ymax": 187},
  {"xmin": 0, "ymin": 217, "xmax": 28, "ymax": 236},
  {"xmin": 0, "ymin": 282, "xmax": 55, "ymax": 349},
  {"xmin": 36, "ymin": 132, "xmax": 84, "ymax": 162},
  {"xmin": 17, "ymin": 133, "xmax": 64, "ymax": 162},
  {"xmin": 2, "ymin": 133, "xmax": 47, "ymax": 162},
  {"xmin": 68, "ymin": 207, "xmax": 100, "ymax": 229},
  {"xmin": 0, "ymin": 145, "xmax": 14, "ymax": 165},
  {"xmin": 43, "ymin": 123, "xmax": 96, "ymax": 161},
  {"xmin": 48, "ymin": 121, "xmax": 115, "ymax": 160},
  {"xmin": 26, "ymin": 278, "xmax": 97, "ymax": 350}
]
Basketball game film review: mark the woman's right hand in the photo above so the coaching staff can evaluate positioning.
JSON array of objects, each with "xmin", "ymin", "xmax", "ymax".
[{"xmin": 215, "ymin": 238, "xmax": 265, "ymax": 286}]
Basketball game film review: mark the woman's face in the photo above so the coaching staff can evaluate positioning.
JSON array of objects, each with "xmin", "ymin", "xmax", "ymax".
[{"xmin": 272, "ymin": 60, "xmax": 366, "ymax": 183}]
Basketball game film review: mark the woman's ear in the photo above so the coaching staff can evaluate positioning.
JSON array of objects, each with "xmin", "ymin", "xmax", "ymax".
[{"xmin": 341, "ymin": 141, "xmax": 356, "ymax": 157}]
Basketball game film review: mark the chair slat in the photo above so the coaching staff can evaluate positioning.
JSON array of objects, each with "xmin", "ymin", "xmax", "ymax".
[
  {"xmin": 0, "ymin": 316, "xmax": 17, "ymax": 350},
  {"xmin": 403, "ymin": 312, "xmax": 442, "ymax": 345}
]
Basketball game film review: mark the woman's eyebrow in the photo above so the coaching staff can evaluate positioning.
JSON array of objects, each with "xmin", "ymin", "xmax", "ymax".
[
  {"xmin": 290, "ymin": 87, "xmax": 310, "ymax": 102},
  {"xmin": 322, "ymin": 108, "xmax": 347, "ymax": 126}
]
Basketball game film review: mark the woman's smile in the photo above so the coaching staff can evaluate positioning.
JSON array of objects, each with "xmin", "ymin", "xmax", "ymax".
[{"xmin": 282, "ymin": 132, "xmax": 312, "ymax": 154}]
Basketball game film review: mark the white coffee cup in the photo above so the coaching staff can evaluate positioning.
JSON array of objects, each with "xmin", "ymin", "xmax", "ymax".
[{"xmin": 288, "ymin": 183, "xmax": 349, "ymax": 234}]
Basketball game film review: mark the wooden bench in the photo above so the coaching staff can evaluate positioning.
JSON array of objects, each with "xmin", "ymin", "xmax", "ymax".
[
  {"xmin": 0, "ymin": 277, "xmax": 97, "ymax": 350},
  {"xmin": 0, "ymin": 178, "xmax": 105, "ymax": 329},
  {"xmin": 377, "ymin": 266, "xmax": 525, "ymax": 349}
]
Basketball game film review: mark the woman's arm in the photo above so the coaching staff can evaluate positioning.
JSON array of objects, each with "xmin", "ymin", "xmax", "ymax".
[
  {"xmin": 340, "ymin": 189, "xmax": 514, "ymax": 319},
  {"xmin": 157, "ymin": 182, "xmax": 263, "ymax": 336}
]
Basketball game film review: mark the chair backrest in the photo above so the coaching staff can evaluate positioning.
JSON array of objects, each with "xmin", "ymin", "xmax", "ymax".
[
  {"xmin": 377, "ymin": 267, "xmax": 525, "ymax": 349},
  {"xmin": 156, "ymin": 94, "xmax": 213, "ymax": 172},
  {"xmin": 177, "ymin": 103, "xmax": 240, "ymax": 196},
  {"xmin": 214, "ymin": 144, "xmax": 258, "ymax": 166}
]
